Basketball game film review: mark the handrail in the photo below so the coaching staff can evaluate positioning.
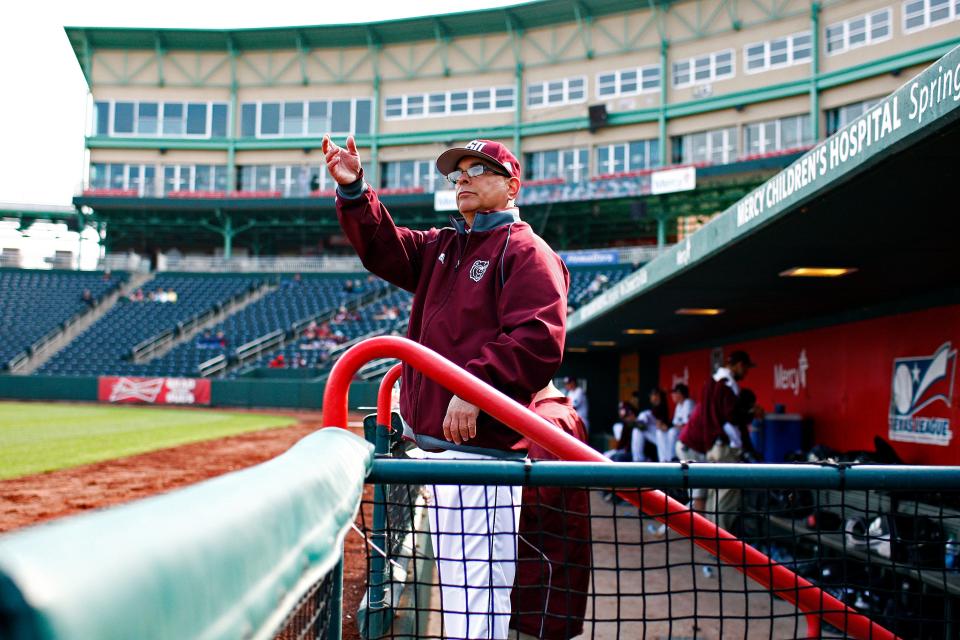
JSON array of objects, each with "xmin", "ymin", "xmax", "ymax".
[
  {"xmin": 198, "ymin": 354, "xmax": 228, "ymax": 378},
  {"xmin": 323, "ymin": 336, "xmax": 898, "ymax": 640},
  {"xmin": 376, "ymin": 364, "xmax": 403, "ymax": 430}
]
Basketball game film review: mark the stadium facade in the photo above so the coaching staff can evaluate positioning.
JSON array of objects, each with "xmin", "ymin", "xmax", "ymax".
[
  {"xmin": 63, "ymin": 0, "xmax": 960, "ymax": 257},
  {"xmin": 0, "ymin": 1, "xmax": 956, "ymax": 467}
]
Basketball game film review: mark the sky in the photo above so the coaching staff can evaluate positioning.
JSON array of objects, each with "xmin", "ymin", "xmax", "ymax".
[
  {"xmin": 0, "ymin": 0, "xmax": 526, "ymax": 268},
  {"xmin": 0, "ymin": 0, "xmax": 528, "ymax": 208}
]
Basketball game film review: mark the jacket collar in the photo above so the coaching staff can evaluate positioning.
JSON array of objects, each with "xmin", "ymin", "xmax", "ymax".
[{"xmin": 449, "ymin": 208, "xmax": 520, "ymax": 234}]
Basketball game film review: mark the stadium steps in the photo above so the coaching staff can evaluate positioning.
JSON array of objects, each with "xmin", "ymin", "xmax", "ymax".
[
  {"xmin": 217, "ymin": 285, "xmax": 401, "ymax": 378},
  {"xmin": 10, "ymin": 271, "xmax": 155, "ymax": 375},
  {"xmin": 132, "ymin": 280, "xmax": 278, "ymax": 364}
]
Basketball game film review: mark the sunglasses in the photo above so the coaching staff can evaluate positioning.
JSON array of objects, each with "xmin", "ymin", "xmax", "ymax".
[{"xmin": 445, "ymin": 163, "xmax": 509, "ymax": 185}]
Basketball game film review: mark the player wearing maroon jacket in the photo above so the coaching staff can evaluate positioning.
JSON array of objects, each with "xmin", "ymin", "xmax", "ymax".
[{"xmin": 511, "ymin": 383, "xmax": 591, "ymax": 640}]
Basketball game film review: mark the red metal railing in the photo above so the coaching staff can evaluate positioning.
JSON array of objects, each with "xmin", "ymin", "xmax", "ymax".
[{"xmin": 322, "ymin": 335, "xmax": 897, "ymax": 640}]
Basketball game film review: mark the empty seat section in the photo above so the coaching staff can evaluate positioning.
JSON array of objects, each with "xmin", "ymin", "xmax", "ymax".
[
  {"xmin": 0, "ymin": 269, "xmax": 126, "ymax": 366},
  {"xmin": 148, "ymin": 273, "xmax": 383, "ymax": 376},
  {"xmin": 36, "ymin": 274, "xmax": 259, "ymax": 376}
]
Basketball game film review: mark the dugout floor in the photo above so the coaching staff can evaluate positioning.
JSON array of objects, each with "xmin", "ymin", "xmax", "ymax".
[{"xmin": 420, "ymin": 491, "xmax": 809, "ymax": 640}]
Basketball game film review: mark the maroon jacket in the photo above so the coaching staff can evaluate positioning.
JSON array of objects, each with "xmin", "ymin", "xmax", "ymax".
[
  {"xmin": 336, "ymin": 179, "xmax": 569, "ymax": 454},
  {"xmin": 679, "ymin": 375, "xmax": 738, "ymax": 454},
  {"xmin": 511, "ymin": 396, "xmax": 590, "ymax": 640}
]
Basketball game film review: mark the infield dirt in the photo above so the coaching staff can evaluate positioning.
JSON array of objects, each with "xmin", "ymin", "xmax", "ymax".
[{"xmin": 0, "ymin": 408, "xmax": 372, "ymax": 640}]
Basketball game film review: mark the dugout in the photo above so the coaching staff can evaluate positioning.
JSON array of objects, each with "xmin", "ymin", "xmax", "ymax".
[{"xmin": 564, "ymin": 44, "xmax": 960, "ymax": 467}]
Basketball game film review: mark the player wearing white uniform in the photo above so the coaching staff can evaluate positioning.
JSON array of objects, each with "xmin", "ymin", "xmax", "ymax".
[{"xmin": 562, "ymin": 376, "xmax": 589, "ymax": 431}]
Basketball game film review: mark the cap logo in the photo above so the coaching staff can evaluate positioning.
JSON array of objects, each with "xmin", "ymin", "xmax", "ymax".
[{"xmin": 464, "ymin": 140, "xmax": 487, "ymax": 152}]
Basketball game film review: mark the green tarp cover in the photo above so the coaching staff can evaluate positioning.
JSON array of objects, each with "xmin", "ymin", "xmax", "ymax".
[{"xmin": 0, "ymin": 428, "xmax": 372, "ymax": 640}]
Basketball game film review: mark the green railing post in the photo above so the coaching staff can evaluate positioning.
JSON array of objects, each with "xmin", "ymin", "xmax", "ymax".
[
  {"xmin": 326, "ymin": 559, "xmax": 343, "ymax": 640},
  {"xmin": 362, "ymin": 416, "xmax": 392, "ymax": 638}
]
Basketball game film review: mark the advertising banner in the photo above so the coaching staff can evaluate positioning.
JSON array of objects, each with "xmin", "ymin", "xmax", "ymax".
[
  {"xmin": 659, "ymin": 305, "xmax": 960, "ymax": 465},
  {"xmin": 98, "ymin": 377, "xmax": 212, "ymax": 406}
]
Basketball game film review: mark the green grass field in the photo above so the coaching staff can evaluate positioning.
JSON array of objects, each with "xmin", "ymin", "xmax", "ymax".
[{"xmin": 0, "ymin": 402, "xmax": 298, "ymax": 480}]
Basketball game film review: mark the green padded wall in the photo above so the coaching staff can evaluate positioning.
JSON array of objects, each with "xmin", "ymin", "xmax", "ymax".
[{"xmin": 0, "ymin": 428, "xmax": 372, "ymax": 640}]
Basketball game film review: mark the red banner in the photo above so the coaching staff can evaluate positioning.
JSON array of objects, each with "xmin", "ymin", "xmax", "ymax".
[
  {"xmin": 659, "ymin": 305, "xmax": 960, "ymax": 466},
  {"xmin": 98, "ymin": 377, "xmax": 211, "ymax": 406}
]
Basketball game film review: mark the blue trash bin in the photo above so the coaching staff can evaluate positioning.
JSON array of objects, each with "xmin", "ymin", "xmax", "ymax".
[{"xmin": 760, "ymin": 414, "xmax": 804, "ymax": 463}]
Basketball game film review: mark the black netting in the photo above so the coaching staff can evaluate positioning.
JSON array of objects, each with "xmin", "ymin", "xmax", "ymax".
[
  {"xmin": 354, "ymin": 473, "xmax": 960, "ymax": 640},
  {"xmin": 272, "ymin": 569, "xmax": 336, "ymax": 640}
]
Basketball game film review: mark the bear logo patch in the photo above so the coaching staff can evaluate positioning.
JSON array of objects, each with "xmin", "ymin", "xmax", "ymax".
[{"xmin": 469, "ymin": 260, "xmax": 489, "ymax": 283}]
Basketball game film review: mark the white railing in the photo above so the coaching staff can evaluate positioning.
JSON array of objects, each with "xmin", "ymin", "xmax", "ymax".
[
  {"xmin": 615, "ymin": 244, "xmax": 669, "ymax": 265},
  {"xmin": 97, "ymin": 245, "xmax": 666, "ymax": 277},
  {"xmin": 99, "ymin": 253, "xmax": 364, "ymax": 273}
]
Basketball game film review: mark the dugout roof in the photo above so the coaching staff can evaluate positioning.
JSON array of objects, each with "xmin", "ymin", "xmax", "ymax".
[{"xmin": 567, "ymin": 46, "xmax": 960, "ymax": 354}]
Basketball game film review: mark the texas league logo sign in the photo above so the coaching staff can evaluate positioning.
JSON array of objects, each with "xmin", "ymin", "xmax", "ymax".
[{"xmin": 888, "ymin": 342, "xmax": 956, "ymax": 446}]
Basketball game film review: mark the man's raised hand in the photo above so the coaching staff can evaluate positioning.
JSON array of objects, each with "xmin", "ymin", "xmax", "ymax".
[{"xmin": 322, "ymin": 135, "xmax": 362, "ymax": 185}]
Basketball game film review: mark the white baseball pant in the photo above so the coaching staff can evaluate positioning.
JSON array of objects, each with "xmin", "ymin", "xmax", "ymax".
[{"xmin": 423, "ymin": 449, "xmax": 522, "ymax": 639}]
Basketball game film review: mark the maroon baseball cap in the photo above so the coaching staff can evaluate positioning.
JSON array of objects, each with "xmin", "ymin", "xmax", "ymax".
[{"xmin": 436, "ymin": 139, "xmax": 522, "ymax": 181}]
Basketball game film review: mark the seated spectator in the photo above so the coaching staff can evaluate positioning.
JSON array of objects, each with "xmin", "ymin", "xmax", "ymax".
[
  {"xmin": 81, "ymin": 289, "xmax": 95, "ymax": 307},
  {"xmin": 166, "ymin": 288, "xmax": 178, "ymax": 303},
  {"xmin": 663, "ymin": 383, "xmax": 695, "ymax": 463},
  {"xmin": 316, "ymin": 321, "xmax": 332, "ymax": 338},
  {"xmin": 268, "ymin": 354, "xmax": 286, "ymax": 368},
  {"xmin": 343, "ymin": 279, "xmax": 355, "ymax": 293},
  {"xmin": 636, "ymin": 388, "xmax": 671, "ymax": 462},
  {"xmin": 303, "ymin": 321, "xmax": 318, "ymax": 341},
  {"xmin": 102, "ymin": 269, "xmax": 112, "ymax": 281},
  {"xmin": 197, "ymin": 330, "xmax": 215, "ymax": 348},
  {"xmin": 131, "ymin": 288, "xmax": 144, "ymax": 302},
  {"xmin": 215, "ymin": 330, "xmax": 228, "ymax": 349},
  {"xmin": 604, "ymin": 401, "xmax": 639, "ymax": 463},
  {"xmin": 334, "ymin": 305, "xmax": 349, "ymax": 322}
]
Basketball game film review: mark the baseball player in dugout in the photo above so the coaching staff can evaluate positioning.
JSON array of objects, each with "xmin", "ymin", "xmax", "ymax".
[{"xmin": 322, "ymin": 134, "xmax": 569, "ymax": 639}]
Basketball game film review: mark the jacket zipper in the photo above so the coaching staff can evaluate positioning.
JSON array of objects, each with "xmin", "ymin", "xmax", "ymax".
[
  {"xmin": 455, "ymin": 230, "xmax": 471, "ymax": 271},
  {"xmin": 411, "ymin": 232, "xmax": 466, "ymax": 430}
]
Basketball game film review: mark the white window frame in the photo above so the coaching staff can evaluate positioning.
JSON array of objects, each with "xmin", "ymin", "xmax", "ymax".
[
  {"xmin": 594, "ymin": 65, "xmax": 660, "ymax": 99},
  {"xmin": 101, "ymin": 101, "xmax": 227, "ymax": 139},
  {"xmin": 526, "ymin": 76, "xmax": 588, "ymax": 108},
  {"xmin": 743, "ymin": 32, "xmax": 813, "ymax": 74},
  {"xmin": 90, "ymin": 163, "xmax": 158, "ymax": 196},
  {"xmin": 678, "ymin": 127, "xmax": 738, "ymax": 165},
  {"xmin": 243, "ymin": 99, "xmax": 370, "ymax": 138},
  {"xmin": 743, "ymin": 115, "xmax": 811, "ymax": 157},
  {"xmin": 526, "ymin": 147, "xmax": 589, "ymax": 182},
  {"xmin": 826, "ymin": 98, "xmax": 884, "ymax": 135},
  {"xmin": 383, "ymin": 86, "xmax": 515, "ymax": 120},
  {"xmin": 826, "ymin": 8, "xmax": 893, "ymax": 55},
  {"xmin": 595, "ymin": 139, "xmax": 659, "ymax": 175},
  {"xmin": 902, "ymin": 0, "xmax": 958, "ymax": 33},
  {"xmin": 672, "ymin": 49, "xmax": 736, "ymax": 88},
  {"xmin": 382, "ymin": 159, "xmax": 441, "ymax": 192}
]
